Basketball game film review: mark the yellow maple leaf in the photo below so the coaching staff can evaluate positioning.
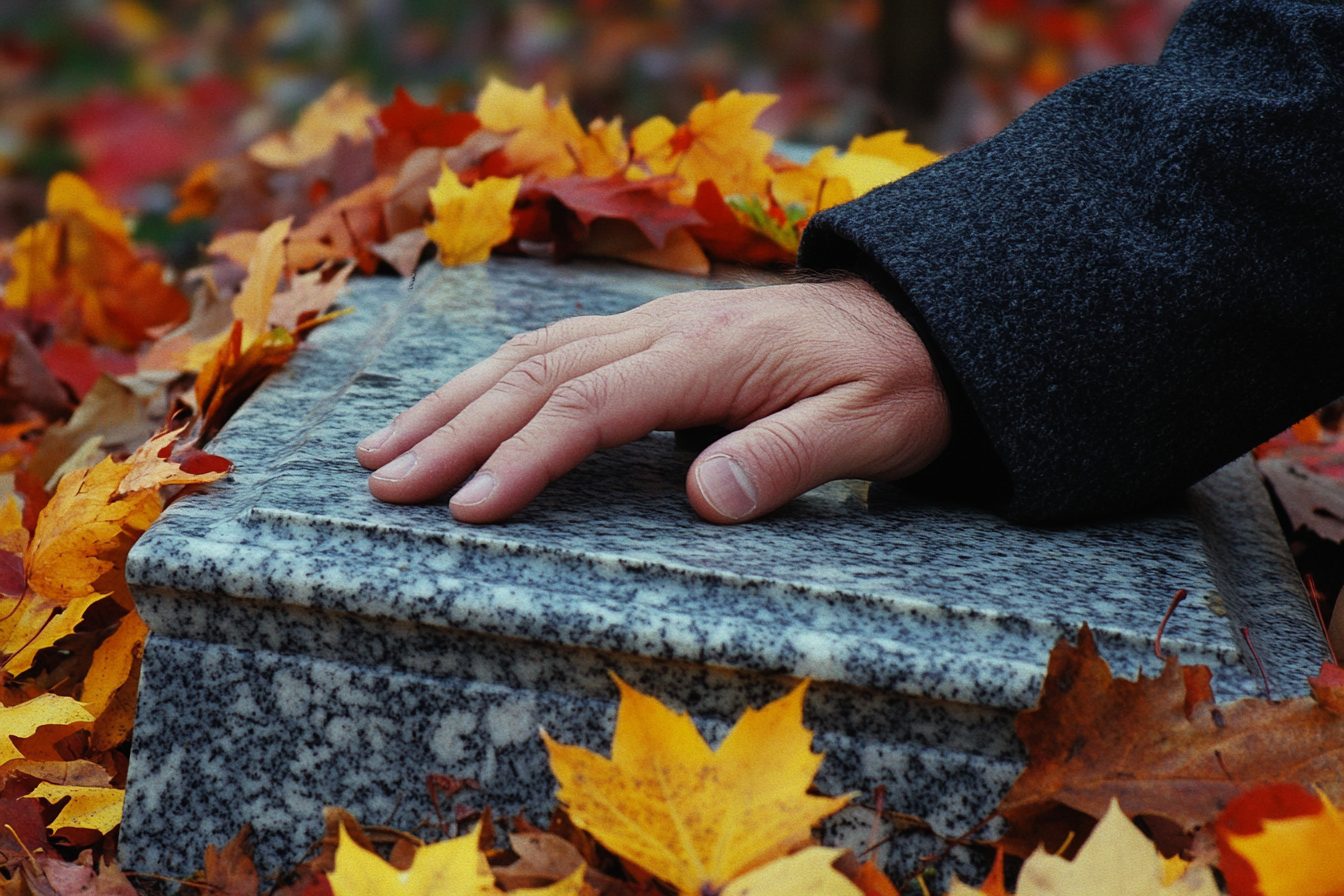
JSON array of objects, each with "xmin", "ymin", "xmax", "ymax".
[
  {"xmin": 0, "ymin": 494, "xmax": 29, "ymax": 556},
  {"xmin": 2, "ymin": 592, "xmax": 107, "ymax": 676},
  {"xmin": 475, "ymin": 79, "xmax": 623, "ymax": 178},
  {"xmin": 847, "ymin": 131, "xmax": 941, "ymax": 177},
  {"xmin": 25, "ymin": 457, "xmax": 161, "ymax": 606},
  {"xmin": 950, "ymin": 800, "xmax": 1218, "ymax": 896},
  {"xmin": 721, "ymin": 847, "xmax": 861, "ymax": 896},
  {"xmin": 249, "ymin": 81, "xmax": 378, "ymax": 168},
  {"xmin": 630, "ymin": 91, "xmax": 778, "ymax": 204},
  {"xmin": 1220, "ymin": 789, "xmax": 1344, "ymax": 896},
  {"xmin": 328, "ymin": 824, "xmax": 583, "ymax": 896},
  {"xmin": 543, "ymin": 677, "xmax": 849, "ymax": 895},
  {"xmin": 25, "ymin": 782, "xmax": 123, "ymax": 835},
  {"xmin": 424, "ymin": 165, "xmax": 521, "ymax": 267},
  {"xmin": 0, "ymin": 695, "xmax": 94, "ymax": 765}
]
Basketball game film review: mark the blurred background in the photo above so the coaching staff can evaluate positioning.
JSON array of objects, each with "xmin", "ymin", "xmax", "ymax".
[{"xmin": 0, "ymin": 0, "xmax": 1189, "ymax": 241}]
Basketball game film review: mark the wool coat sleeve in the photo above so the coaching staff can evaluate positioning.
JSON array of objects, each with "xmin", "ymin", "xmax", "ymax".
[{"xmin": 797, "ymin": 0, "xmax": 1344, "ymax": 522}]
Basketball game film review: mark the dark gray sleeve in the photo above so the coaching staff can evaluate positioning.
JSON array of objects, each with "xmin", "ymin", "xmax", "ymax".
[{"xmin": 798, "ymin": 0, "xmax": 1344, "ymax": 522}]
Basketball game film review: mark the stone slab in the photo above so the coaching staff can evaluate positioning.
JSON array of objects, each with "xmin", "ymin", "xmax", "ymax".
[{"xmin": 122, "ymin": 258, "xmax": 1328, "ymax": 878}]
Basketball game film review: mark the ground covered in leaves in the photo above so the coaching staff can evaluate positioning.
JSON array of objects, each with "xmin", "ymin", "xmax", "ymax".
[{"xmin": 3, "ymin": 72, "xmax": 1344, "ymax": 896}]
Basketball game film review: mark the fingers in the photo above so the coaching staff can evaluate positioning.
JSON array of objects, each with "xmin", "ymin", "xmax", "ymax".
[
  {"xmin": 686, "ymin": 382, "xmax": 949, "ymax": 523},
  {"xmin": 444, "ymin": 347, "xmax": 714, "ymax": 522},
  {"xmin": 356, "ymin": 311, "xmax": 647, "ymax": 470},
  {"xmin": 366, "ymin": 327, "xmax": 657, "ymax": 503}
]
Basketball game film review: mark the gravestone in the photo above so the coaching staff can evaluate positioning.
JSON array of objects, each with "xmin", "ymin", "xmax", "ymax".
[{"xmin": 122, "ymin": 257, "xmax": 1328, "ymax": 880}]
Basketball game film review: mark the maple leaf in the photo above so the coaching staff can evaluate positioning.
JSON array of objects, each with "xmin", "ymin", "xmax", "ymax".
[
  {"xmin": 424, "ymin": 165, "xmax": 522, "ymax": 267},
  {"xmin": 952, "ymin": 801, "xmax": 1217, "ymax": 896},
  {"xmin": 376, "ymin": 86, "xmax": 481, "ymax": 172},
  {"xmin": 630, "ymin": 91, "xmax": 778, "ymax": 204},
  {"xmin": 249, "ymin": 81, "xmax": 379, "ymax": 169},
  {"xmin": 1215, "ymin": 784, "xmax": 1344, "ymax": 896},
  {"xmin": 996, "ymin": 626, "xmax": 1344, "ymax": 852},
  {"xmin": 523, "ymin": 174, "xmax": 705, "ymax": 249},
  {"xmin": 327, "ymin": 824, "xmax": 582, "ymax": 896},
  {"xmin": 721, "ymin": 847, "xmax": 862, "ymax": 896},
  {"xmin": 6, "ymin": 173, "xmax": 189, "ymax": 351},
  {"xmin": 287, "ymin": 178, "xmax": 396, "ymax": 274},
  {"xmin": 117, "ymin": 424, "xmax": 231, "ymax": 496},
  {"xmin": 25, "ymin": 781, "xmax": 123, "ymax": 835},
  {"xmin": 24, "ymin": 457, "xmax": 161, "ymax": 607},
  {"xmin": 543, "ymin": 677, "xmax": 849, "ymax": 895},
  {"xmin": 475, "ymin": 79, "xmax": 626, "ymax": 179},
  {"xmin": 1309, "ymin": 662, "xmax": 1344, "ymax": 715},
  {"xmin": 0, "ymin": 694, "xmax": 93, "ymax": 764},
  {"xmin": 232, "ymin": 216, "xmax": 293, "ymax": 348}
]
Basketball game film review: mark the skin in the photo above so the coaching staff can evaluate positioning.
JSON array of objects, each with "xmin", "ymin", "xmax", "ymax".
[{"xmin": 356, "ymin": 278, "xmax": 952, "ymax": 524}]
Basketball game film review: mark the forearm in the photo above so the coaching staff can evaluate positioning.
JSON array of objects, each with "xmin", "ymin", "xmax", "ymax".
[{"xmin": 800, "ymin": 0, "xmax": 1344, "ymax": 521}]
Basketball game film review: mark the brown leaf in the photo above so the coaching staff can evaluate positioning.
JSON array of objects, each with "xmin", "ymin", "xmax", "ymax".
[
  {"xmin": 269, "ymin": 263, "xmax": 356, "ymax": 332},
  {"xmin": 0, "ymin": 794, "xmax": 52, "ymax": 872},
  {"xmin": 997, "ymin": 625, "xmax": 1344, "ymax": 854},
  {"xmin": 27, "ymin": 376, "xmax": 155, "ymax": 489},
  {"xmin": 495, "ymin": 831, "xmax": 585, "ymax": 890},
  {"xmin": 204, "ymin": 826, "xmax": 261, "ymax": 896},
  {"xmin": 371, "ymin": 230, "xmax": 430, "ymax": 277}
]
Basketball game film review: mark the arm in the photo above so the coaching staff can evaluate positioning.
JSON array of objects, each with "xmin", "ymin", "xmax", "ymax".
[{"xmin": 801, "ymin": 0, "xmax": 1344, "ymax": 520}]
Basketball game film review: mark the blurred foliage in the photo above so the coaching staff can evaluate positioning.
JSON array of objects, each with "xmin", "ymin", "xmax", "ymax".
[{"xmin": 0, "ymin": 0, "xmax": 1187, "ymax": 240}]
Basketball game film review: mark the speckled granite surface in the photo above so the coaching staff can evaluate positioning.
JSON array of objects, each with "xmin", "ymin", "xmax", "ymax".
[{"xmin": 122, "ymin": 257, "xmax": 1328, "ymax": 878}]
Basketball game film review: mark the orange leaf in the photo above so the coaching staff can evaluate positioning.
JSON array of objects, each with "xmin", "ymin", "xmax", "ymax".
[
  {"xmin": 1309, "ymin": 662, "xmax": 1344, "ymax": 716},
  {"xmin": 24, "ymin": 457, "xmax": 161, "ymax": 606},
  {"xmin": 687, "ymin": 181, "xmax": 796, "ymax": 266},
  {"xmin": 117, "ymin": 425, "xmax": 232, "ymax": 496},
  {"xmin": 1216, "ymin": 784, "xmax": 1344, "ymax": 896}
]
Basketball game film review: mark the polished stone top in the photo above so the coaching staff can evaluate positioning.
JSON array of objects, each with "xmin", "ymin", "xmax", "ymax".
[{"xmin": 127, "ymin": 257, "xmax": 1329, "ymax": 710}]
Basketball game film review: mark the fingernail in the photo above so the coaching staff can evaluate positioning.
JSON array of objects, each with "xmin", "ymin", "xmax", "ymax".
[
  {"xmin": 359, "ymin": 424, "xmax": 395, "ymax": 453},
  {"xmin": 371, "ymin": 451, "xmax": 417, "ymax": 482},
  {"xmin": 452, "ymin": 471, "xmax": 496, "ymax": 506},
  {"xmin": 695, "ymin": 454, "xmax": 758, "ymax": 520}
]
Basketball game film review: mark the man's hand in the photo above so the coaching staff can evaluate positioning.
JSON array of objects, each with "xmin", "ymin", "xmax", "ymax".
[{"xmin": 356, "ymin": 278, "xmax": 951, "ymax": 523}]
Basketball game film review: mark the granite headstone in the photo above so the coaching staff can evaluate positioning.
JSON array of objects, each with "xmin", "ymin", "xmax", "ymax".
[{"xmin": 122, "ymin": 258, "xmax": 1328, "ymax": 879}]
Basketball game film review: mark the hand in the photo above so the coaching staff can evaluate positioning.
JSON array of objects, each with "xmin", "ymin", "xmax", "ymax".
[{"xmin": 356, "ymin": 278, "xmax": 951, "ymax": 523}]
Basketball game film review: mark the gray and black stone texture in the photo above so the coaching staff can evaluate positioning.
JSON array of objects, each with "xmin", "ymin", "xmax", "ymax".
[{"xmin": 122, "ymin": 257, "xmax": 1328, "ymax": 880}]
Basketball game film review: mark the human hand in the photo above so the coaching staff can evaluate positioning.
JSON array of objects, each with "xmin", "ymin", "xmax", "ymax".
[{"xmin": 356, "ymin": 278, "xmax": 951, "ymax": 523}]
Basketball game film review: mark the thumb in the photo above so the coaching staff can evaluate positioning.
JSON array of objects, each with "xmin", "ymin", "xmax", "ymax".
[{"xmin": 685, "ymin": 386, "xmax": 945, "ymax": 524}]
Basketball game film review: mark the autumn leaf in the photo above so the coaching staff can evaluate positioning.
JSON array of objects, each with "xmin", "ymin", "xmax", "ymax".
[
  {"xmin": 117, "ymin": 424, "xmax": 231, "ymax": 496},
  {"xmin": 1309, "ymin": 662, "xmax": 1344, "ymax": 715},
  {"xmin": 249, "ymin": 81, "xmax": 379, "ymax": 169},
  {"xmin": 952, "ymin": 801, "xmax": 1217, "ymax": 896},
  {"xmin": 475, "ymin": 79, "xmax": 626, "ymax": 178},
  {"xmin": 287, "ymin": 177, "xmax": 396, "ymax": 274},
  {"xmin": 327, "ymin": 824, "xmax": 582, "ymax": 896},
  {"xmin": 424, "ymin": 165, "xmax": 522, "ymax": 266},
  {"xmin": 997, "ymin": 626, "xmax": 1344, "ymax": 851},
  {"xmin": 5, "ymin": 173, "xmax": 189, "ymax": 351},
  {"xmin": 523, "ymin": 174, "xmax": 705, "ymax": 249},
  {"xmin": 0, "ymin": 694, "xmax": 94, "ymax": 764},
  {"xmin": 233, "ymin": 216, "xmax": 293, "ymax": 348},
  {"xmin": 376, "ymin": 86, "xmax": 481, "ymax": 172},
  {"xmin": 721, "ymin": 847, "xmax": 861, "ymax": 896},
  {"xmin": 543, "ymin": 677, "xmax": 849, "ymax": 895},
  {"xmin": 846, "ymin": 131, "xmax": 940, "ymax": 180},
  {"xmin": 630, "ymin": 90, "xmax": 777, "ymax": 204},
  {"xmin": 24, "ymin": 457, "xmax": 160, "ymax": 606},
  {"xmin": 1215, "ymin": 784, "xmax": 1344, "ymax": 896},
  {"xmin": 25, "ymin": 781, "xmax": 123, "ymax": 835}
]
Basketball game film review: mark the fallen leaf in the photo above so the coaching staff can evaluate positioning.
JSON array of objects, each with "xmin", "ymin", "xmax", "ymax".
[
  {"xmin": 852, "ymin": 858, "xmax": 899, "ymax": 896},
  {"xmin": 954, "ymin": 800, "xmax": 1217, "ymax": 896},
  {"xmin": 372, "ymin": 230, "xmax": 431, "ymax": 277},
  {"xmin": 232, "ymin": 217, "xmax": 292, "ymax": 348},
  {"xmin": 376, "ymin": 86, "xmax": 480, "ymax": 172},
  {"xmin": 1309, "ymin": 662, "xmax": 1344, "ymax": 716},
  {"xmin": 327, "ymin": 824, "xmax": 498, "ymax": 896},
  {"xmin": 997, "ymin": 626, "xmax": 1344, "ymax": 853},
  {"xmin": 475, "ymin": 79, "xmax": 624, "ymax": 179},
  {"xmin": 1216, "ymin": 783, "xmax": 1344, "ymax": 896},
  {"xmin": 631, "ymin": 91, "xmax": 777, "ymax": 204},
  {"xmin": 268, "ymin": 261, "xmax": 355, "ymax": 331},
  {"xmin": 204, "ymin": 825, "xmax": 262, "ymax": 896},
  {"xmin": 21, "ymin": 850, "xmax": 138, "ymax": 896},
  {"xmin": 24, "ymin": 458, "xmax": 161, "ymax": 606},
  {"xmin": 721, "ymin": 848, "xmax": 861, "ymax": 896},
  {"xmin": 576, "ymin": 220, "xmax": 709, "ymax": 277},
  {"xmin": 686, "ymin": 181, "xmax": 796, "ymax": 266},
  {"xmin": 424, "ymin": 165, "xmax": 521, "ymax": 267},
  {"xmin": 27, "ymin": 375, "xmax": 156, "ymax": 489},
  {"xmin": 249, "ymin": 81, "xmax": 378, "ymax": 169},
  {"xmin": 25, "ymin": 781, "xmax": 123, "ymax": 835},
  {"xmin": 0, "ymin": 695, "xmax": 94, "ymax": 764},
  {"xmin": 0, "ymin": 795, "xmax": 51, "ymax": 871},
  {"xmin": 524, "ymin": 175, "xmax": 704, "ymax": 249},
  {"xmin": 544, "ymin": 677, "xmax": 849, "ymax": 895}
]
